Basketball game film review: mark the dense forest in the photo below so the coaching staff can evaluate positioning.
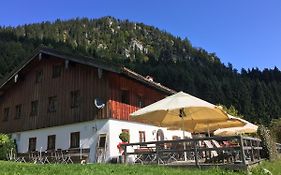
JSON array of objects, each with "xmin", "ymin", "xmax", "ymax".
[{"xmin": 0, "ymin": 16, "xmax": 281, "ymax": 125}]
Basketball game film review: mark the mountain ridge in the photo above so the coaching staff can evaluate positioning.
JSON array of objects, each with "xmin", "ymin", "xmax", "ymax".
[{"xmin": 0, "ymin": 16, "xmax": 280, "ymax": 125}]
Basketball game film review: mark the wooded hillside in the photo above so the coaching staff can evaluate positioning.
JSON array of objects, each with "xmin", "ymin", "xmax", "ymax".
[{"xmin": 0, "ymin": 17, "xmax": 280, "ymax": 125}]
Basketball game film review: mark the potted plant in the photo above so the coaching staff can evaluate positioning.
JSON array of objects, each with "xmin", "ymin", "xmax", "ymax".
[{"xmin": 119, "ymin": 132, "xmax": 129, "ymax": 143}]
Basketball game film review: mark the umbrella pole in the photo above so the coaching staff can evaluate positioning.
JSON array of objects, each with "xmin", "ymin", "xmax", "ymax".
[
  {"xmin": 207, "ymin": 122, "xmax": 210, "ymax": 137},
  {"xmin": 182, "ymin": 117, "xmax": 187, "ymax": 161}
]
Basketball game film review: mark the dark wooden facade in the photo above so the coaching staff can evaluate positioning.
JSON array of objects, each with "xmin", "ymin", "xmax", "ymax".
[{"xmin": 0, "ymin": 50, "xmax": 172, "ymax": 133}]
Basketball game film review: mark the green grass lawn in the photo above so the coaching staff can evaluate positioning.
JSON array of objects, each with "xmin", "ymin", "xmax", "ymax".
[
  {"xmin": 0, "ymin": 160, "xmax": 280, "ymax": 175},
  {"xmin": 250, "ymin": 160, "xmax": 281, "ymax": 175}
]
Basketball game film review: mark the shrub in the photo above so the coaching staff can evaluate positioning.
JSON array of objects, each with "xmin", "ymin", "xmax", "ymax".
[
  {"xmin": 257, "ymin": 125, "xmax": 278, "ymax": 161},
  {"xmin": 270, "ymin": 119, "xmax": 281, "ymax": 143},
  {"xmin": 119, "ymin": 132, "xmax": 129, "ymax": 143},
  {"xmin": 0, "ymin": 134, "xmax": 15, "ymax": 160}
]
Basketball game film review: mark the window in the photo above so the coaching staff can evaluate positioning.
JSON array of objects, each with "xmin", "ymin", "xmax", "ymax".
[
  {"xmin": 139, "ymin": 131, "xmax": 146, "ymax": 143},
  {"xmin": 47, "ymin": 135, "xmax": 56, "ymax": 150},
  {"xmin": 121, "ymin": 89, "xmax": 130, "ymax": 104},
  {"xmin": 3, "ymin": 107, "xmax": 9, "ymax": 121},
  {"xmin": 28, "ymin": 137, "xmax": 37, "ymax": 152},
  {"xmin": 48, "ymin": 96, "xmax": 58, "ymax": 113},
  {"xmin": 35, "ymin": 70, "xmax": 43, "ymax": 83},
  {"xmin": 52, "ymin": 64, "xmax": 63, "ymax": 78},
  {"xmin": 15, "ymin": 104, "xmax": 22, "ymax": 119},
  {"xmin": 70, "ymin": 132, "xmax": 80, "ymax": 148},
  {"xmin": 137, "ymin": 95, "xmax": 144, "ymax": 108},
  {"xmin": 156, "ymin": 129, "xmax": 164, "ymax": 141},
  {"xmin": 30, "ymin": 100, "xmax": 38, "ymax": 116},
  {"xmin": 98, "ymin": 134, "xmax": 107, "ymax": 148},
  {"xmin": 70, "ymin": 90, "xmax": 80, "ymax": 108}
]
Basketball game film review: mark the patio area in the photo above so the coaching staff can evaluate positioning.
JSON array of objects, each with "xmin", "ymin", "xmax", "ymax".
[
  {"xmin": 7, "ymin": 148, "xmax": 90, "ymax": 164},
  {"xmin": 122, "ymin": 135, "xmax": 263, "ymax": 170}
]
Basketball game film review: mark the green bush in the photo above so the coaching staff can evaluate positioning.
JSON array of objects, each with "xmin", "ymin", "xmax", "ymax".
[
  {"xmin": 270, "ymin": 119, "xmax": 281, "ymax": 143},
  {"xmin": 257, "ymin": 125, "xmax": 278, "ymax": 161},
  {"xmin": 0, "ymin": 134, "xmax": 15, "ymax": 160},
  {"xmin": 119, "ymin": 132, "xmax": 129, "ymax": 143}
]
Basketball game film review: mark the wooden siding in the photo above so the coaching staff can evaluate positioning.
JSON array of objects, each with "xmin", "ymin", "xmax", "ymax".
[
  {"xmin": 107, "ymin": 72, "xmax": 165, "ymax": 121},
  {"xmin": 108, "ymin": 100, "xmax": 139, "ymax": 121},
  {"xmin": 0, "ymin": 55, "xmax": 167, "ymax": 133}
]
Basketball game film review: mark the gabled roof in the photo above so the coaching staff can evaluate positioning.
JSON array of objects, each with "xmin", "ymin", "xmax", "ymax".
[{"xmin": 0, "ymin": 46, "xmax": 175, "ymax": 95}]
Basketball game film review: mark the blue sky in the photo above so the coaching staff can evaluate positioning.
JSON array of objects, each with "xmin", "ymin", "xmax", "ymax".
[{"xmin": 1, "ymin": 0, "xmax": 281, "ymax": 70}]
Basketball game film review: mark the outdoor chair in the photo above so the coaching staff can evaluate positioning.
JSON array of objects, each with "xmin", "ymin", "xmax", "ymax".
[
  {"xmin": 53, "ymin": 150, "xmax": 60, "ymax": 163},
  {"xmin": 170, "ymin": 141, "xmax": 185, "ymax": 161},
  {"xmin": 64, "ymin": 150, "xmax": 74, "ymax": 164},
  {"xmin": 133, "ymin": 150, "xmax": 146, "ymax": 164},
  {"xmin": 13, "ymin": 153, "xmax": 26, "ymax": 163},
  {"xmin": 133, "ymin": 146, "xmax": 156, "ymax": 164},
  {"xmin": 30, "ymin": 151, "xmax": 45, "ymax": 164},
  {"xmin": 54, "ymin": 149, "xmax": 67, "ymax": 163},
  {"xmin": 6, "ymin": 149, "xmax": 15, "ymax": 161},
  {"xmin": 40, "ymin": 151, "xmax": 50, "ymax": 164},
  {"xmin": 133, "ymin": 153, "xmax": 144, "ymax": 164},
  {"xmin": 59, "ymin": 150, "xmax": 69, "ymax": 164},
  {"xmin": 29, "ymin": 151, "xmax": 38, "ymax": 163},
  {"xmin": 157, "ymin": 152, "xmax": 176, "ymax": 164},
  {"xmin": 156, "ymin": 144, "xmax": 179, "ymax": 165},
  {"xmin": 204, "ymin": 140, "xmax": 234, "ymax": 164},
  {"xmin": 212, "ymin": 140, "xmax": 236, "ymax": 163},
  {"xmin": 204, "ymin": 140, "xmax": 218, "ymax": 156},
  {"xmin": 96, "ymin": 147, "xmax": 106, "ymax": 163},
  {"xmin": 6, "ymin": 148, "xmax": 25, "ymax": 163},
  {"xmin": 45, "ymin": 150, "xmax": 57, "ymax": 163}
]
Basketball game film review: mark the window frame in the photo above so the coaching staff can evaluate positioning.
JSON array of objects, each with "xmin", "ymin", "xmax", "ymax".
[
  {"xmin": 48, "ymin": 96, "xmax": 58, "ymax": 113},
  {"xmin": 121, "ymin": 89, "xmax": 130, "ymax": 104},
  {"xmin": 28, "ymin": 137, "xmax": 37, "ymax": 152},
  {"xmin": 35, "ymin": 70, "xmax": 43, "ymax": 83},
  {"xmin": 70, "ymin": 132, "xmax": 80, "ymax": 148},
  {"xmin": 15, "ymin": 104, "xmax": 22, "ymax": 119},
  {"xmin": 98, "ymin": 134, "xmax": 107, "ymax": 148},
  {"xmin": 70, "ymin": 90, "xmax": 80, "ymax": 108},
  {"xmin": 139, "ymin": 131, "xmax": 146, "ymax": 143},
  {"xmin": 137, "ymin": 94, "xmax": 144, "ymax": 108},
  {"xmin": 3, "ymin": 107, "xmax": 10, "ymax": 122},
  {"xmin": 52, "ymin": 64, "xmax": 63, "ymax": 78},
  {"xmin": 30, "ymin": 100, "xmax": 39, "ymax": 116},
  {"xmin": 47, "ymin": 135, "xmax": 56, "ymax": 150}
]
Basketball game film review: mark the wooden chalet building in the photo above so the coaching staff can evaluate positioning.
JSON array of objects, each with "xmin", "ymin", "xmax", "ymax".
[{"xmin": 0, "ymin": 47, "xmax": 187, "ymax": 162}]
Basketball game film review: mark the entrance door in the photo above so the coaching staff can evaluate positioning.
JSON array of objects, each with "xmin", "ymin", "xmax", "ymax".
[{"xmin": 96, "ymin": 134, "xmax": 107, "ymax": 163}]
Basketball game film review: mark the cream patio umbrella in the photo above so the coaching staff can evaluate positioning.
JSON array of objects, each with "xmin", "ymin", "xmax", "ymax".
[
  {"xmin": 130, "ymin": 91, "xmax": 230, "ymax": 128},
  {"xmin": 168, "ymin": 117, "xmax": 246, "ymax": 133},
  {"xmin": 130, "ymin": 91, "xmax": 234, "ymax": 161},
  {"xmin": 213, "ymin": 116, "xmax": 258, "ymax": 136}
]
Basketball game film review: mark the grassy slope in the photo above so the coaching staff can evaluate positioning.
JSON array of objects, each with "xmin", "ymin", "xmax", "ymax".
[{"xmin": 1, "ymin": 160, "xmax": 280, "ymax": 175}]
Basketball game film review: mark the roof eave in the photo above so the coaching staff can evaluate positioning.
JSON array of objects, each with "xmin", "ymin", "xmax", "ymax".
[
  {"xmin": 0, "ymin": 47, "xmax": 176, "ymax": 95},
  {"xmin": 121, "ymin": 67, "xmax": 176, "ymax": 95}
]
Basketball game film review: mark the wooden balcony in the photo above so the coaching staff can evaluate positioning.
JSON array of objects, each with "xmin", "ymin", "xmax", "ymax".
[{"xmin": 108, "ymin": 100, "xmax": 140, "ymax": 121}]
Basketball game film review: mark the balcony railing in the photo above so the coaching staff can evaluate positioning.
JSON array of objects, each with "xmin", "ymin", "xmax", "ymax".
[
  {"xmin": 108, "ymin": 100, "xmax": 140, "ymax": 120},
  {"xmin": 121, "ymin": 136, "xmax": 263, "ymax": 169}
]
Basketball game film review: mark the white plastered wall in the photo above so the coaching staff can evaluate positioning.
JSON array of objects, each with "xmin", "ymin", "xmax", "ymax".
[
  {"xmin": 107, "ymin": 119, "xmax": 191, "ymax": 159},
  {"xmin": 11, "ymin": 119, "xmax": 191, "ymax": 163},
  {"xmin": 12, "ymin": 120, "xmax": 109, "ymax": 162}
]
